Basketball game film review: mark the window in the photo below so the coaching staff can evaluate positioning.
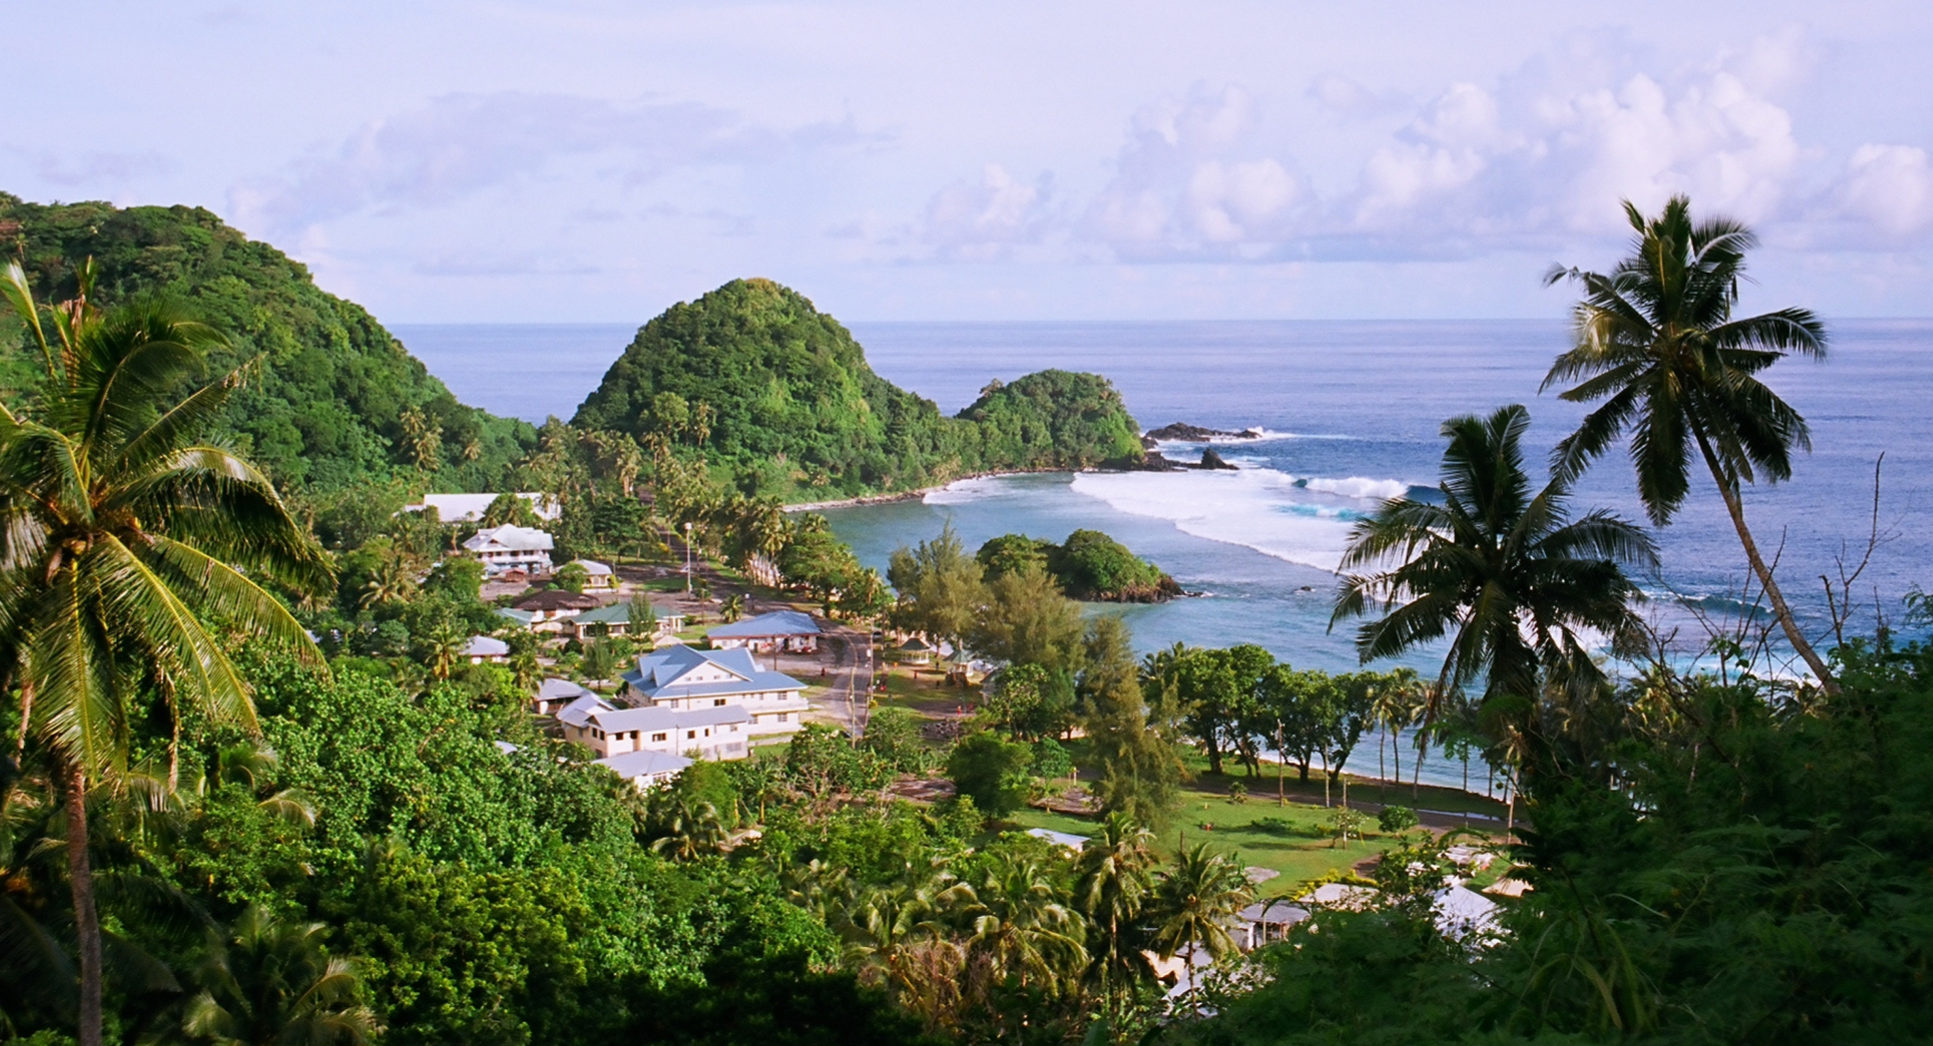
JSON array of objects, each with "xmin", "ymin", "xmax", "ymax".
[
  {"xmin": 776, "ymin": 712, "xmax": 789, "ymax": 723},
  {"xmin": 713, "ymin": 698, "xmax": 727, "ymax": 706},
  {"xmin": 652, "ymin": 732, "xmax": 667, "ymax": 742},
  {"xmin": 686, "ymin": 730, "xmax": 697, "ymax": 739}
]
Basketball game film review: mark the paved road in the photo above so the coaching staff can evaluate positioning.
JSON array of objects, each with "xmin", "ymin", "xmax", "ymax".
[{"xmin": 821, "ymin": 626, "xmax": 874, "ymax": 738}]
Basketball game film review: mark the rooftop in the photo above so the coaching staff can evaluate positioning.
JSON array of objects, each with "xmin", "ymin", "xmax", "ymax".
[
  {"xmin": 463, "ymin": 524, "xmax": 555, "ymax": 554},
  {"xmin": 406, "ymin": 492, "xmax": 559, "ymax": 523},
  {"xmin": 706, "ymin": 609, "xmax": 821, "ymax": 639},
  {"xmin": 596, "ymin": 749, "xmax": 692, "ymax": 781}
]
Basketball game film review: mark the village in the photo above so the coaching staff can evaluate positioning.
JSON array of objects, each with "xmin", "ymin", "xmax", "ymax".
[{"xmin": 407, "ymin": 491, "xmax": 1520, "ymax": 977}]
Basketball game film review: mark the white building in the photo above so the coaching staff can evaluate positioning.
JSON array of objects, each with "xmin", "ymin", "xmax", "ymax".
[
  {"xmin": 405, "ymin": 492, "xmax": 559, "ymax": 524},
  {"xmin": 595, "ymin": 749, "xmax": 692, "ymax": 791},
  {"xmin": 620, "ymin": 644, "xmax": 810, "ymax": 739},
  {"xmin": 557, "ymin": 692, "xmax": 751, "ymax": 762},
  {"xmin": 463, "ymin": 635, "xmax": 509, "ymax": 664},
  {"xmin": 705, "ymin": 610, "xmax": 821, "ymax": 653},
  {"xmin": 462, "ymin": 524, "xmax": 555, "ymax": 576}
]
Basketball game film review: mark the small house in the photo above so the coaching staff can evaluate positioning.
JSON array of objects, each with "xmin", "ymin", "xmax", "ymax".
[
  {"xmin": 595, "ymin": 749, "xmax": 692, "ymax": 791},
  {"xmin": 511, "ymin": 588, "xmax": 602, "ymax": 632},
  {"xmin": 567, "ymin": 600, "xmax": 687, "ymax": 642},
  {"xmin": 568, "ymin": 559, "xmax": 618, "ymax": 590},
  {"xmin": 705, "ymin": 609, "xmax": 821, "ymax": 653},
  {"xmin": 463, "ymin": 635, "xmax": 510, "ymax": 664},
  {"xmin": 533, "ymin": 677, "xmax": 593, "ymax": 717},
  {"xmin": 1236, "ymin": 900, "xmax": 1310, "ymax": 951}
]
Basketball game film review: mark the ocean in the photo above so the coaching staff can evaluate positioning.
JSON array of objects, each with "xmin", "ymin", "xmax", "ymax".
[{"xmin": 396, "ymin": 318, "xmax": 1933, "ymax": 789}]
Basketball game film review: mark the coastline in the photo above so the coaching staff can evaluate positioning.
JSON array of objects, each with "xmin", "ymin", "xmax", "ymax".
[{"xmin": 784, "ymin": 468, "xmax": 1073, "ymax": 513}]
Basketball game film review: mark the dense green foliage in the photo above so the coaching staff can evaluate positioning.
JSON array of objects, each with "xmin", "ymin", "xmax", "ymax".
[
  {"xmin": 1168, "ymin": 639, "xmax": 1933, "ymax": 1045},
  {"xmin": 978, "ymin": 530, "xmax": 1179, "ymax": 602},
  {"xmin": 0, "ymin": 194, "xmax": 534, "ymax": 493},
  {"xmin": 571, "ymin": 279, "xmax": 1142, "ymax": 500}
]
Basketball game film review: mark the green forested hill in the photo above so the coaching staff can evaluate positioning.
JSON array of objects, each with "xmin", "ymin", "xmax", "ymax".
[
  {"xmin": 572, "ymin": 278, "xmax": 1143, "ymax": 499},
  {"xmin": 0, "ymin": 194, "xmax": 535, "ymax": 493}
]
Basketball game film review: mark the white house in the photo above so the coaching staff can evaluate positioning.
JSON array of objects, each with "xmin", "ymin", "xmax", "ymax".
[
  {"xmin": 706, "ymin": 609, "xmax": 822, "ymax": 653},
  {"xmin": 567, "ymin": 558, "xmax": 618, "ymax": 590},
  {"xmin": 405, "ymin": 492, "xmax": 559, "ymax": 524},
  {"xmin": 510, "ymin": 588, "xmax": 601, "ymax": 632},
  {"xmin": 557, "ymin": 691, "xmax": 751, "ymax": 762},
  {"xmin": 620, "ymin": 644, "xmax": 809, "ymax": 738},
  {"xmin": 595, "ymin": 749, "xmax": 692, "ymax": 791},
  {"xmin": 532, "ymin": 677, "xmax": 593, "ymax": 717},
  {"xmin": 463, "ymin": 635, "xmax": 509, "ymax": 664},
  {"xmin": 565, "ymin": 600, "xmax": 686, "ymax": 642},
  {"xmin": 462, "ymin": 524, "xmax": 555, "ymax": 576}
]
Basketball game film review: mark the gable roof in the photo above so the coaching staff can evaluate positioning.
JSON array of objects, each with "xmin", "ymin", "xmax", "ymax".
[
  {"xmin": 513, "ymin": 589, "xmax": 601, "ymax": 612},
  {"xmin": 621, "ymin": 644, "xmax": 805, "ymax": 700},
  {"xmin": 588, "ymin": 703, "xmax": 751, "ymax": 733},
  {"xmin": 406, "ymin": 492, "xmax": 559, "ymax": 523},
  {"xmin": 496, "ymin": 607, "xmax": 536, "ymax": 626},
  {"xmin": 535, "ymin": 677, "xmax": 592, "ymax": 703},
  {"xmin": 569, "ymin": 558, "xmax": 613, "ymax": 576},
  {"xmin": 574, "ymin": 600, "xmax": 684, "ymax": 626},
  {"xmin": 706, "ymin": 609, "xmax": 821, "ymax": 639},
  {"xmin": 596, "ymin": 750, "xmax": 692, "ymax": 781},
  {"xmin": 463, "ymin": 635, "xmax": 509, "ymax": 658},
  {"xmin": 557, "ymin": 692, "xmax": 613, "ymax": 728},
  {"xmin": 463, "ymin": 524, "xmax": 555, "ymax": 554}
]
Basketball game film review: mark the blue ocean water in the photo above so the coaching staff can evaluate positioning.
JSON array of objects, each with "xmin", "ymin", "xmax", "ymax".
[{"xmin": 396, "ymin": 318, "xmax": 1933, "ymax": 789}]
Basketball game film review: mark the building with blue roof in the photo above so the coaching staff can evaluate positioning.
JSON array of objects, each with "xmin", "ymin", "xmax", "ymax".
[{"xmin": 620, "ymin": 643, "xmax": 810, "ymax": 738}]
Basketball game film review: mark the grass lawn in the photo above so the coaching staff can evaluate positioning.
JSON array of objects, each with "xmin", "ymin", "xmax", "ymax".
[{"xmin": 999, "ymin": 796, "xmax": 1397, "ymax": 895}]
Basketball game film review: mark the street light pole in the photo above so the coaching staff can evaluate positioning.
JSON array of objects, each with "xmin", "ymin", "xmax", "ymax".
[{"xmin": 683, "ymin": 521, "xmax": 693, "ymax": 595}]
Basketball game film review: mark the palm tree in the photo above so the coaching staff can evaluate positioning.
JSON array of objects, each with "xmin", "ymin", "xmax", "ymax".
[
  {"xmin": 1371, "ymin": 668, "xmax": 1423, "ymax": 805},
  {"xmin": 955, "ymin": 852, "xmax": 1088, "ymax": 995},
  {"xmin": 1330, "ymin": 405, "xmax": 1657, "ymax": 731},
  {"xmin": 179, "ymin": 905, "xmax": 379, "ymax": 1045},
  {"xmin": 0, "ymin": 268, "xmax": 330, "ymax": 1046},
  {"xmin": 1544, "ymin": 195, "xmax": 1831, "ymax": 686},
  {"xmin": 1149, "ymin": 842, "xmax": 1253, "ymax": 991},
  {"xmin": 646, "ymin": 794, "xmax": 726, "ymax": 860},
  {"xmin": 721, "ymin": 593, "xmax": 746, "ymax": 623},
  {"xmin": 1074, "ymin": 812, "xmax": 1157, "ymax": 995}
]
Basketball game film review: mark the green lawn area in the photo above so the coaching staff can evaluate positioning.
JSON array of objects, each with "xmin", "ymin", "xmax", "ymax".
[{"xmin": 999, "ymin": 796, "xmax": 1397, "ymax": 895}]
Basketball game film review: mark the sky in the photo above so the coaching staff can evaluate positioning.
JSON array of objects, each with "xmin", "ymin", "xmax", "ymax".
[{"xmin": 7, "ymin": 1, "xmax": 1933, "ymax": 323}]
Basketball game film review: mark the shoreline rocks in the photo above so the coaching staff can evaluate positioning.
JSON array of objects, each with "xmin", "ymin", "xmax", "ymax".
[{"xmin": 1143, "ymin": 421, "xmax": 1264, "ymax": 443}]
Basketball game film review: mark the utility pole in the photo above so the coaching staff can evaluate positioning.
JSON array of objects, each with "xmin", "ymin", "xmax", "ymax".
[{"xmin": 683, "ymin": 521, "xmax": 693, "ymax": 595}]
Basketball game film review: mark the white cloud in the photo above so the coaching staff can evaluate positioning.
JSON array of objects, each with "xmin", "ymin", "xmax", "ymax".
[
  {"xmin": 1830, "ymin": 144, "xmax": 1933, "ymax": 238},
  {"xmin": 228, "ymin": 92, "xmax": 878, "ymax": 241},
  {"xmin": 920, "ymin": 164, "xmax": 1054, "ymax": 259},
  {"xmin": 1082, "ymin": 83, "xmax": 1306, "ymax": 259}
]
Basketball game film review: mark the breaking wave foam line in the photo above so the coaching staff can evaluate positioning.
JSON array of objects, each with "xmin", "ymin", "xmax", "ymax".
[{"xmin": 1068, "ymin": 468, "xmax": 1365, "ymax": 573}]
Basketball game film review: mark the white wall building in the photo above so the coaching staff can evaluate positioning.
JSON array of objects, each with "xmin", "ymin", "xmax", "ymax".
[
  {"xmin": 462, "ymin": 523, "xmax": 555, "ymax": 576},
  {"xmin": 557, "ymin": 692, "xmax": 751, "ymax": 762},
  {"xmin": 619, "ymin": 644, "xmax": 810, "ymax": 739}
]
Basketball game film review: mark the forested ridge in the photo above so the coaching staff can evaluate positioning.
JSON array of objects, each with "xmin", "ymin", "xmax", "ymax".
[{"xmin": 0, "ymin": 194, "xmax": 536, "ymax": 494}]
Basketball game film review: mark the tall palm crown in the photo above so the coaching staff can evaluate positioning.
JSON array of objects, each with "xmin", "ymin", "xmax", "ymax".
[
  {"xmin": 0, "ymin": 287, "xmax": 329, "ymax": 778},
  {"xmin": 1543, "ymin": 195, "xmax": 1832, "ymax": 685},
  {"xmin": 1149, "ymin": 842, "xmax": 1253, "ymax": 979},
  {"xmin": 1330, "ymin": 405, "xmax": 1656, "ymax": 718}
]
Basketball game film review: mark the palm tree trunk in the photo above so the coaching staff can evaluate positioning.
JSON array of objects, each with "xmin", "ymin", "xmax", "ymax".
[
  {"xmin": 1391, "ymin": 726, "xmax": 1402, "ymax": 803},
  {"xmin": 64, "ymin": 764, "xmax": 104, "ymax": 1046},
  {"xmin": 1694, "ymin": 434, "xmax": 1836, "ymax": 691},
  {"xmin": 1377, "ymin": 730, "xmax": 1386, "ymax": 807},
  {"xmin": 13, "ymin": 678, "xmax": 30, "ymax": 763}
]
